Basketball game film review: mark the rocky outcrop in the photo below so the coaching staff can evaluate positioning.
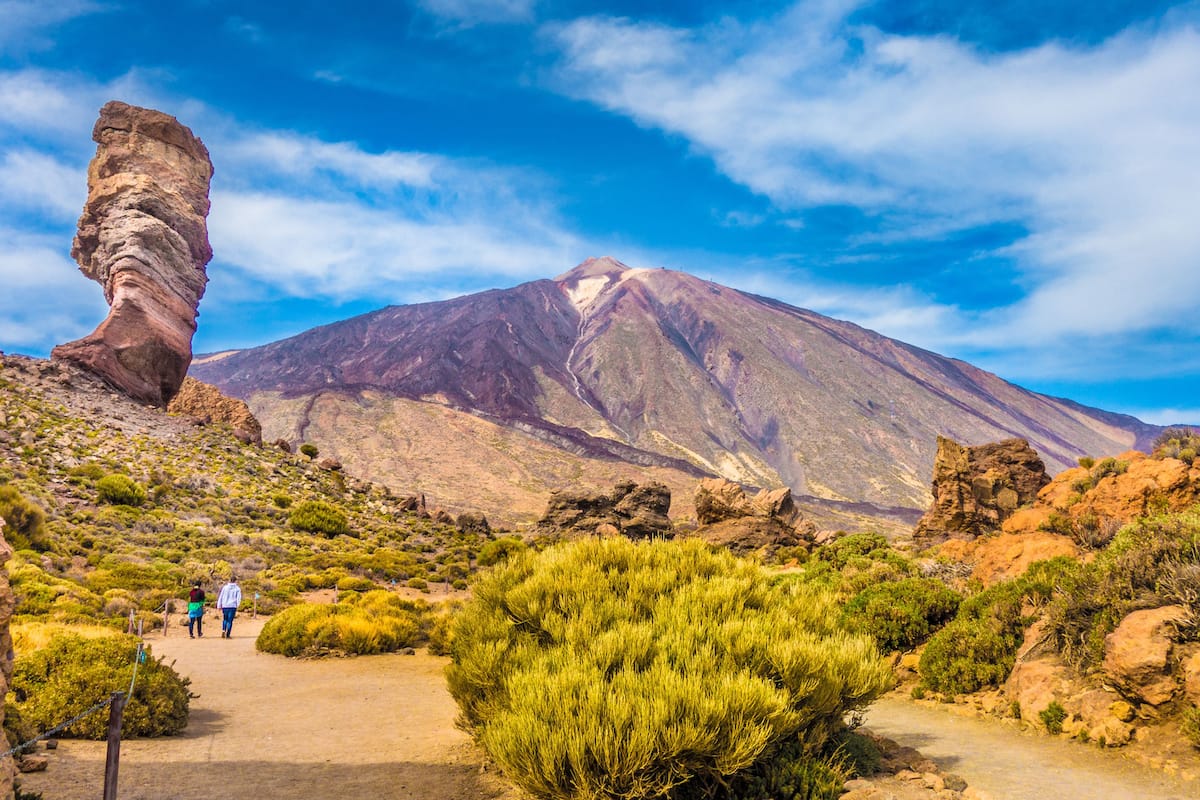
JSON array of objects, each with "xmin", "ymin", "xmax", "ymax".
[
  {"xmin": 915, "ymin": 437, "xmax": 1049, "ymax": 544},
  {"xmin": 692, "ymin": 478, "xmax": 816, "ymax": 557},
  {"xmin": 52, "ymin": 101, "xmax": 213, "ymax": 408},
  {"xmin": 1102, "ymin": 605, "xmax": 1190, "ymax": 707},
  {"xmin": 536, "ymin": 481, "xmax": 672, "ymax": 539},
  {"xmin": 167, "ymin": 377, "xmax": 262, "ymax": 444},
  {"xmin": 0, "ymin": 518, "xmax": 17, "ymax": 796},
  {"xmin": 936, "ymin": 531, "xmax": 1079, "ymax": 587},
  {"xmin": 1002, "ymin": 451, "xmax": 1200, "ymax": 536}
]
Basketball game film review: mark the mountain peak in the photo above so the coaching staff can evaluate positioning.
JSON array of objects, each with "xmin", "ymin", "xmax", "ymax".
[{"xmin": 555, "ymin": 256, "xmax": 630, "ymax": 283}]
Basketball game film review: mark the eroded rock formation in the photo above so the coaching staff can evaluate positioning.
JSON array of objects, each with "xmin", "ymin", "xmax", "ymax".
[
  {"xmin": 167, "ymin": 377, "xmax": 262, "ymax": 444},
  {"xmin": 536, "ymin": 480, "xmax": 672, "ymax": 539},
  {"xmin": 915, "ymin": 436, "xmax": 1049, "ymax": 544},
  {"xmin": 52, "ymin": 101, "xmax": 213, "ymax": 407},
  {"xmin": 692, "ymin": 478, "xmax": 816, "ymax": 557}
]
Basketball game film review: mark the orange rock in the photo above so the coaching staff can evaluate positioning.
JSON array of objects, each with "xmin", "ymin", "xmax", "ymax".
[
  {"xmin": 968, "ymin": 532, "xmax": 1078, "ymax": 586},
  {"xmin": 1103, "ymin": 605, "xmax": 1190, "ymax": 706}
]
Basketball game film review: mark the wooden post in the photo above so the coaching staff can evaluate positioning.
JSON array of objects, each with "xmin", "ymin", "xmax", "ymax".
[
  {"xmin": 253, "ymin": 592, "xmax": 258, "ymax": 619},
  {"xmin": 102, "ymin": 692, "xmax": 127, "ymax": 800},
  {"xmin": 162, "ymin": 599, "xmax": 170, "ymax": 637},
  {"xmin": 126, "ymin": 610, "xmax": 135, "ymax": 635}
]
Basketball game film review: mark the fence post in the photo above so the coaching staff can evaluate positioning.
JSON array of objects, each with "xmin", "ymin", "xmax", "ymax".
[
  {"xmin": 102, "ymin": 692, "xmax": 127, "ymax": 800},
  {"xmin": 162, "ymin": 599, "xmax": 170, "ymax": 637}
]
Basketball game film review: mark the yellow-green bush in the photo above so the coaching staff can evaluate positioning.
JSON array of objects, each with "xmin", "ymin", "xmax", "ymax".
[
  {"xmin": 447, "ymin": 537, "xmax": 891, "ymax": 800},
  {"xmin": 842, "ymin": 577, "xmax": 960, "ymax": 652},
  {"xmin": 11, "ymin": 633, "xmax": 190, "ymax": 738},
  {"xmin": 288, "ymin": 500, "xmax": 349, "ymax": 536},
  {"xmin": 95, "ymin": 474, "xmax": 146, "ymax": 507},
  {"xmin": 0, "ymin": 485, "xmax": 50, "ymax": 551},
  {"xmin": 255, "ymin": 590, "xmax": 425, "ymax": 657}
]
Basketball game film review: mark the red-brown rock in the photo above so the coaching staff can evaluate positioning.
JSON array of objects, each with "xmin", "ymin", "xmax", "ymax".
[
  {"xmin": 167, "ymin": 377, "xmax": 261, "ymax": 444},
  {"xmin": 915, "ymin": 436, "xmax": 1049, "ymax": 544},
  {"xmin": 52, "ymin": 101, "xmax": 213, "ymax": 407}
]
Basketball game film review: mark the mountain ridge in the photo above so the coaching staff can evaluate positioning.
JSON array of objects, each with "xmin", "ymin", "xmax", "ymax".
[{"xmin": 192, "ymin": 257, "xmax": 1162, "ymax": 526}]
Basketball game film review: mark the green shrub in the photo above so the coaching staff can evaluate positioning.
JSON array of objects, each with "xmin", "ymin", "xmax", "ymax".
[
  {"xmin": 476, "ymin": 535, "xmax": 527, "ymax": 567},
  {"xmin": 1077, "ymin": 456, "xmax": 1095, "ymax": 469},
  {"xmin": 1091, "ymin": 457, "xmax": 1128, "ymax": 480},
  {"xmin": 676, "ymin": 738, "xmax": 850, "ymax": 800},
  {"xmin": 1046, "ymin": 511, "xmax": 1200, "ymax": 669},
  {"xmin": 335, "ymin": 576, "xmax": 375, "ymax": 593},
  {"xmin": 11, "ymin": 633, "xmax": 189, "ymax": 738},
  {"xmin": 1182, "ymin": 704, "xmax": 1200, "ymax": 748},
  {"xmin": 0, "ymin": 485, "xmax": 50, "ymax": 551},
  {"xmin": 1152, "ymin": 427, "xmax": 1200, "ymax": 462},
  {"xmin": 256, "ymin": 591, "xmax": 424, "ymax": 657},
  {"xmin": 271, "ymin": 493, "xmax": 293, "ymax": 509},
  {"xmin": 288, "ymin": 500, "xmax": 349, "ymax": 536},
  {"xmin": 842, "ymin": 577, "xmax": 960, "ymax": 652},
  {"xmin": 918, "ymin": 582, "xmax": 1026, "ymax": 695},
  {"xmin": 1039, "ymin": 701, "xmax": 1066, "ymax": 734},
  {"xmin": 812, "ymin": 532, "xmax": 890, "ymax": 570},
  {"xmin": 407, "ymin": 577, "xmax": 428, "ymax": 591},
  {"xmin": 299, "ymin": 443, "xmax": 319, "ymax": 459},
  {"xmin": 95, "ymin": 474, "xmax": 146, "ymax": 507},
  {"xmin": 447, "ymin": 537, "xmax": 891, "ymax": 800}
]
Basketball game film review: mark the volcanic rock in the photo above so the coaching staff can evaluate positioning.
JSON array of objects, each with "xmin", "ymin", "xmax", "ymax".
[
  {"xmin": 167, "ymin": 377, "xmax": 262, "ymax": 444},
  {"xmin": 1103, "ymin": 605, "xmax": 1190, "ymax": 706},
  {"xmin": 537, "ymin": 480, "xmax": 672, "ymax": 539},
  {"xmin": 52, "ymin": 101, "xmax": 213, "ymax": 407},
  {"xmin": 915, "ymin": 437, "xmax": 1049, "ymax": 544},
  {"xmin": 692, "ymin": 478, "xmax": 815, "ymax": 556}
]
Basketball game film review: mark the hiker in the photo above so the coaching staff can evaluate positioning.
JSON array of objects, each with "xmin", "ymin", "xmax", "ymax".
[
  {"xmin": 217, "ymin": 576, "xmax": 243, "ymax": 638},
  {"xmin": 187, "ymin": 581, "xmax": 206, "ymax": 638}
]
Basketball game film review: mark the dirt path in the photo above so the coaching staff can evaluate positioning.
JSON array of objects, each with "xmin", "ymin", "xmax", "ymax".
[
  {"xmin": 866, "ymin": 696, "xmax": 1200, "ymax": 800},
  {"xmin": 19, "ymin": 616, "xmax": 511, "ymax": 800}
]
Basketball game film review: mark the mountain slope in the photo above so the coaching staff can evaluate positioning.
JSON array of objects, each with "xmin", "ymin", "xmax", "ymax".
[{"xmin": 192, "ymin": 257, "xmax": 1160, "ymax": 524}]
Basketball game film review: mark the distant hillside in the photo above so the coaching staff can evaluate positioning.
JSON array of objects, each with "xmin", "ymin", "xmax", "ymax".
[{"xmin": 192, "ymin": 257, "xmax": 1162, "ymax": 527}]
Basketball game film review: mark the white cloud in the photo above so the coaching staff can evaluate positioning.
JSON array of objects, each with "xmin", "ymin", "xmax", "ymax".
[
  {"xmin": 0, "ymin": 149, "xmax": 85, "ymax": 220},
  {"xmin": 415, "ymin": 0, "xmax": 536, "ymax": 26},
  {"xmin": 547, "ymin": 4, "xmax": 1200, "ymax": 349},
  {"xmin": 1134, "ymin": 408, "xmax": 1200, "ymax": 426},
  {"xmin": 0, "ymin": 229, "xmax": 106, "ymax": 351}
]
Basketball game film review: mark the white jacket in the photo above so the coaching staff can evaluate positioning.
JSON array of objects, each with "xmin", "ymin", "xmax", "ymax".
[{"xmin": 217, "ymin": 582, "xmax": 242, "ymax": 609}]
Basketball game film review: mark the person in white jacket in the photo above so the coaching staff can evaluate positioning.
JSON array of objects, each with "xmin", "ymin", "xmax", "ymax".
[{"xmin": 217, "ymin": 577, "xmax": 243, "ymax": 638}]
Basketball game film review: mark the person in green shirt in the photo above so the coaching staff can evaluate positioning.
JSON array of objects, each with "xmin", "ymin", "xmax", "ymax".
[{"xmin": 187, "ymin": 582, "xmax": 206, "ymax": 638}]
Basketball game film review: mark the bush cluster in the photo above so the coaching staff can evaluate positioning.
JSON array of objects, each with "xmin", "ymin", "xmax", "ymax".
[
  {"xmin": 256, "ymin": 590, "xmax": 426, "ymax": 656},
  {"xmin": 447, "ymin": 537, "xmax": 891, "ymax": 800},
  {"xmin": 1153, "ymin": 427, "xmax": 1200, "ymax": 464},
  {"xmin": 10, "ymin": 633, "xmax": 190, "ymax": 739}
]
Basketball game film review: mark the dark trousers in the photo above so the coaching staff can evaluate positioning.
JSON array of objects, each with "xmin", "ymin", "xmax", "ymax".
[
  {"xmin": 187, "ymin": 613, "xmax": 203, "ymax": 637},
  {"xmin": 222, "ymin": 607, "xmax": 237, "ymax": 636}
]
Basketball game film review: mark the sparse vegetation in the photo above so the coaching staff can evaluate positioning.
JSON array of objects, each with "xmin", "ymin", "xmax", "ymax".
[
  {"xmin": 1153, "ymin": 427, "xmax": 1200, "ymax": 464},
  {"xmin": 448, "ymin": 537, "xmax": 891, "ymax": 800}
]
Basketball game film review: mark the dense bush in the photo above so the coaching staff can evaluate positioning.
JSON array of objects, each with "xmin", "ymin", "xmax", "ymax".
[
  {"xmin": 0, "ymin": 485, "xmax": 50, "ymax": 551},
  {"xmin": 476, "ymin": 535, "xmax": 527, "ymax": 567},
  {"xmin": 256, "ymin": 590, "xmax": 425, "ymax": 656},
  {"xmin": 1046, "ymin": 510, "xmax": 1200, "ymax": 670},
  {"xmin": 919, "ymin": 557, "xmax": 1080, "ymax": 695},
  {"xmin": 842, "ymin": 577, "xmax": 960, "ymax": 652},
  {"xmin": 11, "ymin": 633, "xmax": 190, "ymax": 738},
  {"xmin": 1039, "ymin": 701, "xmax": 1066, "ymax": 734},
  {"xmin": 288, "ymin": 500, "xmax": 350, "ymax": 536},
  {"xmin": 448, "ymin": 537, "xmax": 891, "ymax": 800},
  {"xmin": 95, "ymin": 474, "xmax": 146, "ymax": 507},
  {"xmin": 299, "ymin": 443, "xmax": 319, "ymax": 459}
]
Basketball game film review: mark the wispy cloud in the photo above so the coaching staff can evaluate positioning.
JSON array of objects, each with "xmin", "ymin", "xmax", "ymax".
[
  {"xmin": 414, "ymin": 0, "xmax": 537, "ymax": 27},
  {"xmin": 547, "ymin": 3, "xmax": 1200, "ymax": 352}
]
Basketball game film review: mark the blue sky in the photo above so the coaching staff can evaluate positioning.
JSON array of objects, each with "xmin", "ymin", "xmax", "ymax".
[{"xmin": 2, "ymin": 0, "xmax": 1199, "ymax": 425}]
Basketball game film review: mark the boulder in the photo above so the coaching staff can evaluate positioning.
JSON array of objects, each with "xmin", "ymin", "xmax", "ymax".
[
  {"xmin": 1181, "ymin": 648, "xmax": 1200, "ymax": 705},
  {"xmin": 456, "ymin": 512, "xmax": 490, "ymax": 534},
  {"xmin": 167, "ymin": 377, "xmax": 262, "ymax": 444},
  {"xmin": 1102, "ymin": 605, "xmax": 1190, "ymax": 706},
  {"xmin": 691, "ymin": 479, "xmax": 815, "ymax": 556},
  {"xmin": 915, "ymin": 436, "xmax": 1049, "ymax": 544},
  {"xmin": 937, "ymin": 531, "xmax": 1079, "ymax": 587},
  {"xmin": 537, "ymin": 481, "xmax": 672, "ymax": 539},
  {"xmin": 52, "ymin": 101, "xmax": 213, "ymax": 407}
]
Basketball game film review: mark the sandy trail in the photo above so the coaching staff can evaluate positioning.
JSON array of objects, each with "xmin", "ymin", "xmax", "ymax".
[
  {"xmin": 867, "ymin": 696, "xmax": 1200, "ymax": 800},
  {"xmin": 18, "ymin": 615, "xmax": 508, "ymax": 800}
]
